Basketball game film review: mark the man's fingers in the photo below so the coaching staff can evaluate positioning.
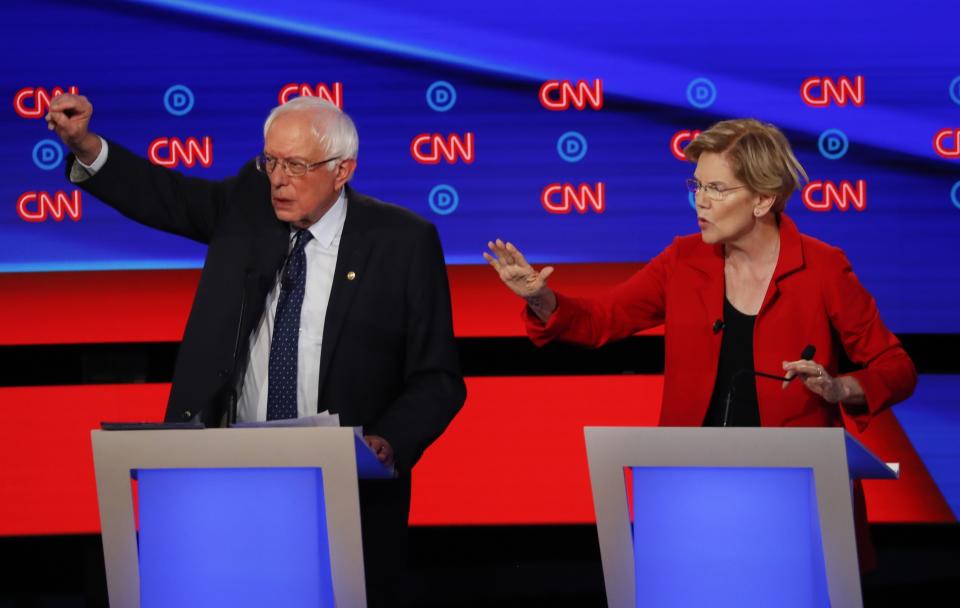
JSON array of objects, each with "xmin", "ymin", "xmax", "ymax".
[
  {"xmin": 45, "ymin": 111, "xmax": 65, "ymax": 126},
  {"xmin": 48, "ymin": 94, "xmax": 87, "ymax": 113},
  {"xmin": 47, "ymin": 96, "xmax": 75, "ymax": 112},
  {"xmin": 367, "ymin": 439, "xmax": 388, "ymax": 462},
  {"xmin": 46, "ymin": 114, "xmax": 72, "ymax": 135},
  {"xmin": 539, "ymin": 266, "xmax": 555, "ymax": 282},
  {"xmin": 370, "ymin": 441, "xmax": 387, "ymax": 462},
  {"xmin": 45, "ymin": 109, "xmax": 87, "ymax": 144},
  {"xmin": 363, "ymin": 435, "xmax": 395, "ymax": 466}
]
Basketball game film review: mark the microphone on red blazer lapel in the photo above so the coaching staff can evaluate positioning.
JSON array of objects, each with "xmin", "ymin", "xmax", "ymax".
[{"xmin": 721, "ymin": 345, "xmax": 817, "ymax": 427}]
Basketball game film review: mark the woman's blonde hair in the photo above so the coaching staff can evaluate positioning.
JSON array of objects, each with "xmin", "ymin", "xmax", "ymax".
[{"xmin": 684, "ymin": 118, "xmax": 808, "ymax": 213}]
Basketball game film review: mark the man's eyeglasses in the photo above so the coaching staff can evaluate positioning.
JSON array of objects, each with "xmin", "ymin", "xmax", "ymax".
[
  {"xmin": 255, "ymin": 154, "xmax": 340, "ymax": 177},
  {"xmin": 685, "ymin": 178, "xmax": 747, "ymax": 202}
]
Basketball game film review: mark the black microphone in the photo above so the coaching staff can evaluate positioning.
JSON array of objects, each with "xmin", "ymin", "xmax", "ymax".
[
  {"xmin": 279, "ymin": 250, "xmax": 295, "ymax": 292},
  {"xmin": 712, "ymin": 319, "xmax": 725, "ymax": 334},
  {"xmin": 224, "ymin": 269, "xmax": 252, "ymax": 426},
  {"xmin": 721, "ymin": 344, "xmax": 817, "ymax": 427}
]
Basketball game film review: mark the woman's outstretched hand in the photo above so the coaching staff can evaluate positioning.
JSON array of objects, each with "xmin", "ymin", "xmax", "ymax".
[{"xmin": 483, "ymin": 239, "xmax": 557, "ymax": 321}]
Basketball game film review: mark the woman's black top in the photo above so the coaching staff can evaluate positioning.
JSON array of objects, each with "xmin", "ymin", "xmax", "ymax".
[{"xmin": 703, "ymin": 298, "xmax": 761, "ymax": 427}]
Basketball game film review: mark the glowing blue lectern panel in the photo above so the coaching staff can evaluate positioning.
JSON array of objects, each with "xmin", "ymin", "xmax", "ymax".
[
  {"xmin": 137, "ymin": 468, "xmax": 335, "ymax": 608},
  {"xmin": 631, "ymin": 467, "xmax": 829, "ymax": 608}
]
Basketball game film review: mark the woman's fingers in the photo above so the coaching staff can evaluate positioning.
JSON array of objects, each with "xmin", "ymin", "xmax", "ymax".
[
  {"xmin": 505, "ymin": 242, "xmax": 528, "ymax": 268},
  {"xmin": 487, "ymin": 239, "xmax": 531, "ymax": 269},
  {"xmin": 484, "ymin": 239, "xmax": 554, "ymax": 296}
]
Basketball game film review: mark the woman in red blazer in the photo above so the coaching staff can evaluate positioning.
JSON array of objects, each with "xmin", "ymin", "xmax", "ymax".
[
  {"xmin": 485, "ymin": 118, "xmax": 915, "ymax": 431},
  {"xmin": 485, "ymin": 118, "xmax": 916, "ymax": 571}
]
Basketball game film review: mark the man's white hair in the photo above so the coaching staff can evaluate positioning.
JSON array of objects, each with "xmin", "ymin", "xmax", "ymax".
[{"xmin": 262, "ymin": 97, "xmax": 359, "ymax": 171}]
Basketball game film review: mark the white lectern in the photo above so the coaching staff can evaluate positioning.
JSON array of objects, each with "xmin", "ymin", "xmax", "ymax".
[
  {"xmin": 91, "ymin": 427, "xmax": 391, "ymax": 608},
  {"xmin": 584, "ymin": 427, "xmax": 898, "ymax": 608}
]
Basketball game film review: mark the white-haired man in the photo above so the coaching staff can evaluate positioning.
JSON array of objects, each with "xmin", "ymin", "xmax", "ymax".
[{"xmin": 47, "ymin": 94, "xmax": 466, "ymax": 605}]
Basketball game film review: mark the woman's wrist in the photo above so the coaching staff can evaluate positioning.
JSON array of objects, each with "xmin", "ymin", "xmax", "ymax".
[{"xmin": 525, "ymin": 288, "xmax": 557, "ymax": 322}]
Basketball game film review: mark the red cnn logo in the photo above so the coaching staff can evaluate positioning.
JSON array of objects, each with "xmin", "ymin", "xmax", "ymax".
[
  {"xmin": 539, "ymin": 79, "xmax": 603, "ymax": 111},
  {"xmin": 802, "ymin": 180, "xmax": 867, "ymax": 212},
  {"xmin": 278, "ymin": 83, "xmax": 343, "ymax": 108},
  {"xmin": 14, "ymin": 86, "xmax": 79, "ymax": 118},
  {"xmin": 148, "ymin": 137, "xmax": 213, "ymax": 168},
  {"xmin": 410, "ymin": 133, "xmax": 475, "ymax": 164},
  {"xmin": 800, "ymin": 76, "xmax": 865, "ymax": 107},
  {"xmin": 17, "ymin": 191, "xmax": 82, "ymax": 222},
  {"xmin": 541, "ymin": 183, "xmax": 605, "ymax": 214},
  {"xmin": 933, "ymin": 128, "xmax": 960, "ymax": 158},
  {"xmin": 670, "ymin": 130, "xmax": 701, "ymax": 161}
]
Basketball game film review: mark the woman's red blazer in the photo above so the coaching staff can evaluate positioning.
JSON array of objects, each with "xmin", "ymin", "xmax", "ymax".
[{"xmin": 525, "ymin": 214, "xmax": 916, "ymax": 429}]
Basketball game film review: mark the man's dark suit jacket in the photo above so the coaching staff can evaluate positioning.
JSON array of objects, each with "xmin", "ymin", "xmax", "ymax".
[{"xmin": 70, "ymin": 141, "xmax": 466, "ymax": 475}]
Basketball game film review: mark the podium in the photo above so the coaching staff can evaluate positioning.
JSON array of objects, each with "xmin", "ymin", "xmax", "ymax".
[
  {"xmin": 584, "ymin": 427, "xmax": 898, "ymax": 608},
  {"xmin": 91, "ymin": 427, "xmax": 392, "ymax": 608}
]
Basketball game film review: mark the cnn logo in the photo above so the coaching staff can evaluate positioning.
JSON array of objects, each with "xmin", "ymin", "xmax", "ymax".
[
  {"xmin": 539, "ymin": 79, "xmax": 603, "ymax": 111},
  {"xmin": 670, "ymin": 130, "xmax": 701, "ymax": 161},
  {"xmin": 933, "ymin": 128, "xmax": 960, "ymax": 159},
  {"xmin": 13, "ymin": 86, "xmax": 79, "ymax": 118},
  {"xmin": 411, "ymin": 133, "xmax": 474, "ymax": 164},
  {"xmin": 541, "ymin": 183, "xmax": 605, "ymax": 214},
  {"xmin": 17, "ymin": 191, "xmax": 82, "ymax": 222},
  {"xmin": 800, "ymin": 76, "xmax": 865, "ymax": 107},
  {"xmin": 802, "ymin": 180, "xmax": 866, "ymax": 212},
  {"xmin": 278, "ymin": 83, "xmax": 343, "ymax": 108},
  {"xmin": 148, "ymin": 137, "xmax": 213, "ymax": 168}
]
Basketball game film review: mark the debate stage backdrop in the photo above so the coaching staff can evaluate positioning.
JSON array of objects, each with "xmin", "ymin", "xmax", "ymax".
[{"xmin": 2, "ymin": 0, "xmax": 958, "ymax": 534}]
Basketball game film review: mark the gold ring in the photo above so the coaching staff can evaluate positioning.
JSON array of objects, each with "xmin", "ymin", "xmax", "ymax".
[{"xmin": 817, "ymin": 368, "xmax": 823, "ymax": 377}]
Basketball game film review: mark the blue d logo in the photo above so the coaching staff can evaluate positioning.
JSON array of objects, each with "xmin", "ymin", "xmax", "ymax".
[
  {"xmin": 557, "ymin": 131, "xmax": 588, "ymax": 163},
  {"xmin": 817, "ymin": 129, "xmax": 849, "ymax": 160},
  {"xmin": 32, "ymin": 139, "xmax": 63, "ymax": 170},
  {"xmin": 686, "ymin": 78, "xmax": 717, "ymax": 109},
  {"xmin": 163, "ymin": 85, "xmax": 195, "ymax": 116},
  {"xmin": 426, "ymin": 81, "xmax": 457, "ymax": 112},
  {"xmin": 428, "ymin": 184, "xmax": 460, "ymax": 215}
]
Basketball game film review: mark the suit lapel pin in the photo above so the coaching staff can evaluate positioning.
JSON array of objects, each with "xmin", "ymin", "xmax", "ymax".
[{"xmin": 346, "ymin": 271, "xmax": 356, "ymax": 281}]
